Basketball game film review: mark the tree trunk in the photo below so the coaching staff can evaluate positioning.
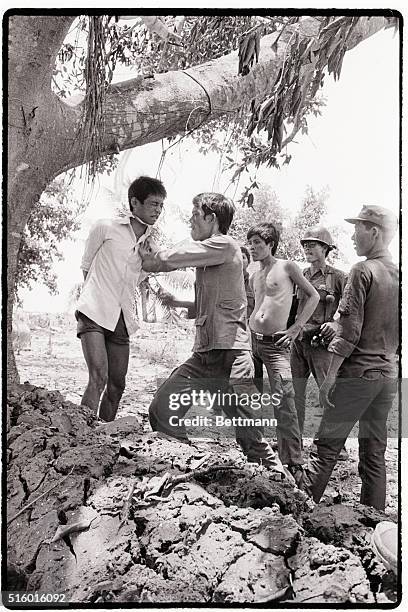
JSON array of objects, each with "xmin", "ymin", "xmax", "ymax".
[
  {"xmin": 7, "ymin": 174, "xmax": 51, "ymax": 383},
  {"xmin": 7, "ymin": 16, "xmax": 75, "ymax": 384},
  {"xmin": 6, "ymin": 13, "xmax": 392, "ymax": 383}
]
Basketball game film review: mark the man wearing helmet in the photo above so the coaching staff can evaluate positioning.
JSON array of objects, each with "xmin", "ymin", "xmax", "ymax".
[{"xmin": 290, "ymin": 226, "xmax": 348, "ymax": 458}]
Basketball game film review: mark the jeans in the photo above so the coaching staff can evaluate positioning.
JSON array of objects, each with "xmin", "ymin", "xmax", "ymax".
[
  {"xmin": 251, "ymin": 334, "xmax": 303, "ymax": 466},
  {"xmin": 301, "ymin": 373, "xmax": 398, "ymax": 510},
  {"xmin": 149, "ymin": 349, "xmax": 280, "ymax": 466}
]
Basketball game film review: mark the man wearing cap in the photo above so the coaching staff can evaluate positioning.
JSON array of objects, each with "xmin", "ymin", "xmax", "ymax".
[
  {"xmin": 300, "ymin": 205, "xmax": 399, "ymax": 511},
  {"xmin": 290, "ymin": 226, "xmax": 348, "ymax": 458}
]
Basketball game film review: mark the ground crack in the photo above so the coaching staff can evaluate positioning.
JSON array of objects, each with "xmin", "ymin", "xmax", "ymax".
[
  {"xmin": 349, "ymin": 535, "xmax": 396, "ymax": 601},
  {"xmin": 29, "ymin": 472, "xmax": 47, "ymax": 499},
  {"xmin": 208, "ymin": 548, "xmax": 248, "ymax": 602},
  {"xmin": 24, "ymin": 541, "xmax": 45, "ymax": 575},
  {"xmin": 83, "ymin": 477, "xmax": 91, "ymax": 505},
  {"xmin": 18, "ymin": 469, "xmax": 30, "ymax": 505}
]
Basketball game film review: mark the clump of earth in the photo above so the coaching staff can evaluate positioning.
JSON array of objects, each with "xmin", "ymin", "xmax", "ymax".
[{"xmin": 6, "ymin": 384, "xmax": 397, "ymax": 604}]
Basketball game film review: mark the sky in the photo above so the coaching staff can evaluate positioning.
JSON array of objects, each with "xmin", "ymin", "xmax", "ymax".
[{"xmin": 19, "ymin": 20, "xmax": 400, "ymax": 313}]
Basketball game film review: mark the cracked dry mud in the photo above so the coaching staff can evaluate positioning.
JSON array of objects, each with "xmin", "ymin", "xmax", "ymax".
[{"xmin": 7, "ymin": 383, "xmax": 398, "ymax": 605}]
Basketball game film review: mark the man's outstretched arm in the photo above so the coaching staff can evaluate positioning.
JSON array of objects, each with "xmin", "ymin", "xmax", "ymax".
[{"xmin": 140, "ymin": 235, "xmax": 228, "ymax": 272}]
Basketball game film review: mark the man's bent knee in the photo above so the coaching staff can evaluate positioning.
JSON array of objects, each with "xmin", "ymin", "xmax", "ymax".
[
  {"xmin": 89, "ymin": 369, "xmax": 108, "ymax": 391},
  {"xmin": 106, "ymin": 382, "xmax": 126, "ymax": 402}
]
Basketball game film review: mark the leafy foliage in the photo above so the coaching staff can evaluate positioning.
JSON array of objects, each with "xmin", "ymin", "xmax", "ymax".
[
  {"xmin": 16, "ymin": 178, "xmax": 85, "ymax": 300},
  {"xmin": 280, "ymin": 186, "xmax": 329, "ymax": 261},
  {"xmin": 229, "ymin": 183, "xmax": 285, "ymax": 245},
  {"xmin": 144, "ymin": 15, "xmax": 255, "ymax": 74},
  {"xmin": 53, "ymin": 14, "xmax": 366, "ymax": 183},
  {"xmin": 229, "ymin": 183, "xmax": 345, "ymax": 265},
  {"xmin": 240, "ymin": 17, "xmax": 361, "ymax": 168}
]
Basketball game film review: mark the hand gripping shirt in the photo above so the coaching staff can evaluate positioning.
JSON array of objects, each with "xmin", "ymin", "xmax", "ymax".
[{"xmin": 77, "ymin": 215, "xmax": 151, "ymax": 335}]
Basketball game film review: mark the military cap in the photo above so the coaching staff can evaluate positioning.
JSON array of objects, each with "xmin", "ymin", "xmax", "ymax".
[{"xmin": 345, "ymin": 205, "xmax": 398, "ymax": 229}]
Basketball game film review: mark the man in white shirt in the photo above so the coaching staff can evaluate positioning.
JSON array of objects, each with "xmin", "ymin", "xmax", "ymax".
[{"xmin": 76, "ymin": 176, "xmax": 166, "ymax": 421}]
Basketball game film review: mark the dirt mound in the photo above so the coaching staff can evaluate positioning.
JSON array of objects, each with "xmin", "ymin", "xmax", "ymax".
[{"xmin": 6, "ymin": 385, "xmax": 397, "ymax": 604}]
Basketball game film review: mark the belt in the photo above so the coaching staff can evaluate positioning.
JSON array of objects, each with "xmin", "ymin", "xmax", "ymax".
[{"xmin": 251, "ymin": 331, "xmax": 275, "ymax": 342}]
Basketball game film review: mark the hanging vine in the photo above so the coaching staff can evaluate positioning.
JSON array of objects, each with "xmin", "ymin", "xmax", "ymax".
[{"xmin": 79, "ymin": 15, "xmax": 117, "ymax": 178}]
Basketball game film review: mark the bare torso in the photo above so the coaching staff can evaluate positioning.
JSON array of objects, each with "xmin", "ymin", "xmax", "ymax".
[{"xmin": 249, "ymin": 259, "xmax": 294, "ymax": 334}]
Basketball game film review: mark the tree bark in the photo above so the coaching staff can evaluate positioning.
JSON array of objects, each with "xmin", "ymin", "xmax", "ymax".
[{"xmin": 6, "ymin": 13, "xmax": 392, "ymax": 383}]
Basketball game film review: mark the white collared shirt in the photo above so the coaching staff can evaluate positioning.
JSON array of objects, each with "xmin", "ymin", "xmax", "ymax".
[{"xmin": 77, "ymin": 213, "xmax": 151, "ymax": 335}]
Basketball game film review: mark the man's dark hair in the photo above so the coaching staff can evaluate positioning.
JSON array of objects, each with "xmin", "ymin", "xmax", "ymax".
[
  {"xmin": 247, "ymin": 222, "xmax": 280, "ymax": 255},
  {"xmin": 240, "ymin": 245, "xmax": 251, "ymax": 262},
  {"xmin": 128, "ymin": 176, "xmax": 167, "ymax": 208},
  {"xmin": 193, "ymin": 193, "xmax": 235, "ymax": 234}
]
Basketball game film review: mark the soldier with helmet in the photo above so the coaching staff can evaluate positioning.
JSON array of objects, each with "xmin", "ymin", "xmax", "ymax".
[{"xmin": 290, "ymin": 225, "xmax": 348, "ymax": 457}]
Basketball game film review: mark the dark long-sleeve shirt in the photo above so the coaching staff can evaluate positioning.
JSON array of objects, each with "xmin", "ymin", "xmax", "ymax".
[
  {"xmin": 297, "ymin": 264, "xmax": 347, "ymax": 331},
  {"xmin": 329, "ymin": 250, "xmax": 399, "ymax": 377},
  {"xmin": 143, "ymin": 234, "xmax": 250, "ymax": 352}
]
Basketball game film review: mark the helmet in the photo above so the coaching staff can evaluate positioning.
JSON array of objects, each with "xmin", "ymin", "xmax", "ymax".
[{"xmin": 300, "ymin": 226, "xmax": 335, "ymax": 251}]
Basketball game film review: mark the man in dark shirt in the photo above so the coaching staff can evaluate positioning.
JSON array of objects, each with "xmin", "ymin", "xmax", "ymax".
[
  {"xmin": 300, "ymin": 205, "xmax": 399, "ymax": 510},
  {"xmin": 290, "ymin": 226, "xmax": 348, "ymax": 456},
  {"xmin": 140, "ymin": 193, "xmax": 287, "ymax": 477}
]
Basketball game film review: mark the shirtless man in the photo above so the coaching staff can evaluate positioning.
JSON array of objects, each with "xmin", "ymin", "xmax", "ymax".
[{"xmin": 247, "ymin": 222, "xmax": 319, "ymax": 480}]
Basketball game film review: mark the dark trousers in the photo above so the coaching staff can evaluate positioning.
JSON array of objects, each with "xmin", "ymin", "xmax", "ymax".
[
  {"xmin": 301, "ymin": 374, "xmax": 397, "ymax": 510},
  {"xmin": 290, "ymin": 338, "xmax": 331, "ymax": 437},
  {"xmin": 149, "ymin": 349, "xmax": 279, "ymax": 465},
  {"xmin": 251, "ymin": 334, "xmax": 303, "ymax": 466}
]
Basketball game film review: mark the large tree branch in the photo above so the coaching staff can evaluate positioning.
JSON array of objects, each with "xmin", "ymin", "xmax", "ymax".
[
  {"xmin": 7, "ymin": 14, "xmax": 393, "ymax": 183},
  {"xmin": 57, "ymin": 14, "xmax": 390, "ymax": 171}
]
